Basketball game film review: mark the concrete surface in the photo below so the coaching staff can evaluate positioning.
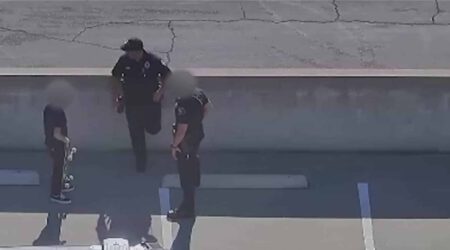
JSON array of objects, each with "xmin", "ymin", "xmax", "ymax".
[
  {"xmin": 161, "ymin": 174, "xmax": 308, "ymax": 188},
  {"xmin": 0, "ymin": 170, "xmax": 39, "ymax": 185},
  {"xmin": 0, "ymin": 0, "xmax": 449, "ymax": 68},
  {"xmin": 3, "ymin": 75, "xmax": 450, "ymax": 151},
  {"xmin": 1, "ymin": 151, "xmax": 450, "ymax": 250}
]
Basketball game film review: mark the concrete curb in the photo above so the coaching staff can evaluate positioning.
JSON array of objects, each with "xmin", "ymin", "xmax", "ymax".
[
  {"xmin": 1, "ymin": 68, "xmax": 450, "ymax": 77},
  {"xmin": 161, "ymin": 174, "xmax": 308, "ymax": 189}
]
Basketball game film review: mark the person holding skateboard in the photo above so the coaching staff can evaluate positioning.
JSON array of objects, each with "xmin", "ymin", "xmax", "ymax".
[{"xmin": 43, "ymin": 80, "xmax": 75, "ymax": 204}]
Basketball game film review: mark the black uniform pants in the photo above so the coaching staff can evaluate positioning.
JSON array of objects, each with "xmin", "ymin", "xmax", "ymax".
[
  {"xmin": 177, "ymin": 139, "xmax": 202, "ymax": 213},
  {"xmin": 125, "ymin": 103, "xmax": 162, "ymax": 170},
  {"xmin": 48, "ymin": 145, "xmax": 65, "ymax": 196}
]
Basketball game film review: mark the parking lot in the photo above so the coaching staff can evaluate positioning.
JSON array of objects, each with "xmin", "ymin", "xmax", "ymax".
[{"xmin": 1, "ymin": 152, "xmax": 450, "ymax": 249}]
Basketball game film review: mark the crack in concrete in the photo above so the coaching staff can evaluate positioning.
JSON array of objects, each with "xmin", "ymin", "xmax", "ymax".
[
  {"xmin": 0, "ymin": 25, "xmax": 119, "ymax": 51},
  {"xmin": 271, "ymin": 45, "xmax": 327, "ymax": 68},
  {"xmin": 258, "ymin": 1, "xmax": 355, "ymax": 59},
  {"xmin": 239, "ymin": 2, "xmax": 247, "ymax": 20},
  {"xmin": 2, "ymin": 7, "xmax": 450, "ymax": 58},
  {"xmin": 165, "ymin": 21, "xmax": 176, "ymax": 65},
  {"xmin": 332, "ymin": 0, "xmax": 340, "ymax": 22},
  {"xmin": 340, "ymin": 19, "xmax": 439, "ymax": 26},
  {"xmin": 432, "ymin": 0, "xmax": 442, "ymax": 24},
  {"xmin": 71, "ymin": 23, "xmax": 108, "ymax": 42}
]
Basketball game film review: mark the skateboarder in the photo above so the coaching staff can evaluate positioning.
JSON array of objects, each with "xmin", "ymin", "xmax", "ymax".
[
  {"xmin": 111, "ymin": 38, "xmax": 171, "ymax": 172},
  {"xmin": 166, "ymin": 71, "xmax": 210, "ymax": 220},
  {"xmin": 43, "ymin": 80, "xmax": 75, "ymax": 204}
]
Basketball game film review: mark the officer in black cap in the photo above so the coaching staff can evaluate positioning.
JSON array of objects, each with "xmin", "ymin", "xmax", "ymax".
[
  {"xmin": 166, "ymin": 70, "xmax": 210, "ymax": 220},
  {"xmin": 112, "ymin": 38, "xmax": 171, "ymax": 172}
]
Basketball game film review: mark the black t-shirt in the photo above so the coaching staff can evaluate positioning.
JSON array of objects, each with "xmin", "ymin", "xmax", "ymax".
[
  {"xmin": 175, "ymin": 89, "xmax": 209, "ymax": 141},
  {"xmin": 43, "ymin": 104, "xmax": 67, "ymax": 148},
  {"xmin": 111, "ymin": 51, "xmax": 171, "ymax": 105}
]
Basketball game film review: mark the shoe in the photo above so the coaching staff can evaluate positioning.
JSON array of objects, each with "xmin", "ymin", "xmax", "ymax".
[
  {"xmin": 50, "ymin": 194, "xmax": 71, "ymax": 204},
  {"xmin": 62, "ymin": 181, "xmax": 75, "ymax": 192},
  {"xmin": 167, "ymin": 209, "xmax": 195, "ymax": 221}
]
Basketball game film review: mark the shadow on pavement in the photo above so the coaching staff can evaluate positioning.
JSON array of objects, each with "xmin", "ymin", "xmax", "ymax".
[
  {"xmin": 171, "ymin": 218, "xmax": 196, "ymax": 250},
  {"xmin": 2, "ymin": 151, "xmax": 450, "ymax": 220},
  {"xmin": 32, "ymin": 212, "xmax": 66, "ymax": 246},
  {"xmin": 96, "ymin": 212, "xmax": 158, "ymax": 246}
]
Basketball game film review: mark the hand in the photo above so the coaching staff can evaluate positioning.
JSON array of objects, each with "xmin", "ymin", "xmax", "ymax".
[
  {"xmin": 171, "ymin": 146, "xmax": 181, "ymax": 160},
  {"xmin": 153, "ymin": 90, "xmax": 164, "ymax": 103},
  {"xmin": 115, "ymin": 96, "xmax": 124, "ymax": 113}
]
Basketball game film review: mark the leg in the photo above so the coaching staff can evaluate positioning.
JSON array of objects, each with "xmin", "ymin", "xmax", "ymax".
[
  {"xmin": 50, "ymin": 146, "xmax": 65, "ymax": 197},
  {"xmin": 144, "ymin": 103, "xmax": 162, "ymax": 135},
  {"xmin": 192, "ymin": 154, "xmax": 201, "ymax": 188},
  {"xmin": 177, "ymin": 153, "xmax": 200, "ymax": 214},
  {"xmin": 167, "ymin": 140, "xmax": 202, "ymax": 220},
  {"xmin": 181, "ymin": 139, "xmax": 202, "ymax": 211},
  {"xmin": 126, "ymin": 106, "xmax": 147, "ymax": 171}
]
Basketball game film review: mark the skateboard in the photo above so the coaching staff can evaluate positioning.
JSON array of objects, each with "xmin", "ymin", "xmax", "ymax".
[{"xmin": 63, "ymin": 144, "xmax": 77, "ymax": 189}]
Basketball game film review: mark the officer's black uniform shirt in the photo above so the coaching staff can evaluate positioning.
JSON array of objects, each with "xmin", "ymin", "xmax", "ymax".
[
  {"xmin": 175, "ymin": 89, "xmax": 209, "ymax": 141},
  {"xmin": 43, "ymin": 104, "xmax": 68, "ymax": 148},
  {"xmin": 112, "ymin": 51, "xmax": 171, "ymax": 105}
]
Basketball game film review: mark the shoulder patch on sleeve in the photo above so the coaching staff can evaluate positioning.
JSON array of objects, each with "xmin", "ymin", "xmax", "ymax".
[{"xmin": 176, "ymin": 106, "xmax": 186, "ymax": 116}]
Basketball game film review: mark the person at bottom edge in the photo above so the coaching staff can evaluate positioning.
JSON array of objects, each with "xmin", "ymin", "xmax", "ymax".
[
  {"xmin": 167, "ymin": 72, "xmax": 210, "ymax": 220},
  {"xmin": 43, "ymin": 81, "xmax": 75, "ymax": 205}
]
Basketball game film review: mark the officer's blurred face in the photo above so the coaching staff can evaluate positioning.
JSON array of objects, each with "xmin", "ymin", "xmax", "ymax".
[
  {"xmin": 126, "ymin": 50, "xmax": 144, "ymax": 61},
  {"xmin": 166, "ymin": 70, "xmax": 198, "ymax": 98}
]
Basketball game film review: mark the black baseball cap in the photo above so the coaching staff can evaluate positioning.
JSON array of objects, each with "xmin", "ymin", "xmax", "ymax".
[{"xmin": 121, "ymin": 38, "xmax": 144, "ymax": 51}]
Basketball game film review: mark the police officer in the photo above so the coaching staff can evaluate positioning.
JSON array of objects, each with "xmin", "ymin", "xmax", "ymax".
[
  {"xmin": 112, "ymin": 38, "xmax": 171, "ymax": 172},
  {"xmin": 167, "ymin": 71, "xmax": 210, "ymax": 220}
]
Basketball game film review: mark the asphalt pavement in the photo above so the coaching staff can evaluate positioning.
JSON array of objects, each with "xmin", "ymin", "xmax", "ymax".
[
  {"xmin": 2, "ymin": 1, "xmax": 450, "ymax": 249},
  {"xmin": 0, "ymin": 0, "xmax": 449, "ymax": 68},
  {"xmin": 1, "ymin": 151, "xmax": 450, "ymax": 249}
]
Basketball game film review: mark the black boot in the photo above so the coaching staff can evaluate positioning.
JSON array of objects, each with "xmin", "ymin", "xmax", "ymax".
[{"xmin": 167, "ymin": 208, "xmax": 195, "ymax": 221}]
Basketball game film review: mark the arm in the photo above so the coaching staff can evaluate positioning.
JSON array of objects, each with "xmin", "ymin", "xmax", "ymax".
[
  {"xmin": 154, "ymin": 60, "xmax": 171, "ymax": 102},
  {"xmin": 171, "ymin": 124, "xmax": 188, "ymax": 160},
  {"xmin": 53, "ymin": 127, "xmax": 70, "ymax": 144},
  {"xmin": 203, "ymin": 103, "xmax": 210, "ymax": 118},
  {"xmin": 158, "ymin": 60, "xmax": 171, "ymax": 90},
  {"xmin": 111, "ymin": 58, "xmax": 125, "ymax": 100},
  {"xmin": 172, "ymin": 124, "xmax": 188, "ymax": 148},
  {"xmin": 111, "ymin": 77, "xmax": 123, "ymax": 100},
  {"xmin": 201, "ymin": 93, "xmax": 211, "ymax": 118}
]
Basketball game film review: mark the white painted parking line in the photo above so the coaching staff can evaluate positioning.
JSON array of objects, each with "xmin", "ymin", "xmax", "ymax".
[
  {"xmin": 158, "ymin": 187, "xmax": 173, "ymax": 249},
  {"xmin": 358, "ymin": 183, "xmax": 376, "ymax": 250}
]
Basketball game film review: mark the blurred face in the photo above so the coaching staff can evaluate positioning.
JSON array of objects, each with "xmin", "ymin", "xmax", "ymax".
[
  {"xmin": 166, "ymin": 70, "xmax": 198, "ymax": 98},
  {"xmin": 46, "ymin": 80, "xmax": 75, "ymax": 108},
  {"xmin": 126, "ymin": 50, "xmax": 144, "ymax": 61}
]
